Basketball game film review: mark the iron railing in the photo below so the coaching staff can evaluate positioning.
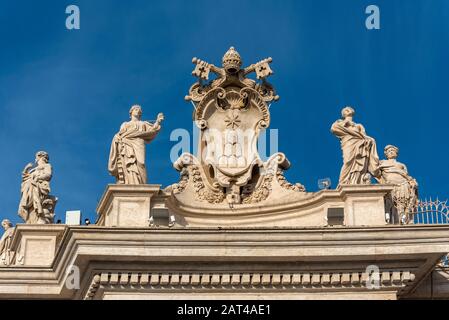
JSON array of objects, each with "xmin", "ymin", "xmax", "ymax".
[
  {"xmin": 412, "ymin": 198, "xmax": 449, "ymax": 225},
  {"xmin": 411, "ymin": 198, "xmax": 449, "ymax": 267}
]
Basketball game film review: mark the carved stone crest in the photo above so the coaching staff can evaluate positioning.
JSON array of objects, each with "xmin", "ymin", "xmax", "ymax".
[{"xmin": 173, "ymin": 47, "xmax": 304, "ymax": 205}]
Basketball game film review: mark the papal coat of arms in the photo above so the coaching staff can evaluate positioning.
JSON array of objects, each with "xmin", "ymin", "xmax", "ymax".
[{"xmin": 172, "ymin": 47, "xmax": 305, "ymax": 205}]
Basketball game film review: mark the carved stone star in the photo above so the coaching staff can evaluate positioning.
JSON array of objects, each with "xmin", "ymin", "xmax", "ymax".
[{"xmin": 225, "ymin": 113, "xmax": 241, "ymax": 129}]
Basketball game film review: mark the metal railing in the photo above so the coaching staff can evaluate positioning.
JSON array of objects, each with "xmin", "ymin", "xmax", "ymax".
[
  {"xmin": 411, "ymin": 198, "xmax": 449, "ymax": 267},
  {"xmin": 412, "ymin": 198, "xmax": 449, "ymax": 225}
]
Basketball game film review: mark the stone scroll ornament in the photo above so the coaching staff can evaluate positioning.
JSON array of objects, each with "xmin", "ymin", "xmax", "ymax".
[
  {"xmin": 377, "ymin": 145, "xmax": 419, "ymax": 224},
  {"xmin": 331, "ymin": 106, "xmax": 380, "ymax": 185},
  {"xmin": 18, "ymin": 151, "xmax": 57, "ymax": 224},
  {"xmin": 108, "ymin": 105, "xmax": 164, "ymax": 185},
  {"xmin": 173, "ymin": 47, "xmax": 305, "ymax": 205}
]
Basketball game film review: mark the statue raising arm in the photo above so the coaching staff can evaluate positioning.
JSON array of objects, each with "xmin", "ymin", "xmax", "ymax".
[{"xmin": 108, "ymin": 105, "xmax": 164, "ymax": 185}]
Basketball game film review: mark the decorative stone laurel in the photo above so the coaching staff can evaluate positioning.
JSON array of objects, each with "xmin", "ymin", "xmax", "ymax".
[
  {"xmin": 171, "ymin": 168, "xmax": 189, "ymax": 195},
  {"xmin": 191, "ymin": 165, "xmax": 226, "ymax": 204},
  {"xmin": 241, "ymin": 174, "xmax": 273, "ymax": 204},
  {"xmin": 277, "ymin": 169, "xmax": 306, "ymax": 192},
  {"xmin": 172, "ymin": 154, "xmax": 226, "ymax": 204}
]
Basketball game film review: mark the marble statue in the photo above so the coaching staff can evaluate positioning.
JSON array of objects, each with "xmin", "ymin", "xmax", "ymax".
[
  {"xmin": 377, "ymin": 145, "xmax": 418, "ymax": 224},
  {"xmin": 108, "ymin": 105, "xmax": 164, "ymax": 184},
  {"xmin": 0, "ymin": 220, "xmax": 14, "ymax": 266},
  {"xmin": 331, "ymin": 107, "xmax": 380, "ymax": 185},
  {"xmin": 18, "ymin": 151, "xmax": 57, "ymax": 224}
]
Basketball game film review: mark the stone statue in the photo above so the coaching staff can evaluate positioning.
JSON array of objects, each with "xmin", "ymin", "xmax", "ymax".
[
  {"xmin": 18, "ymin": 151, "xmax": 57, "ymax": 224},
  {"xmin": 0, "ymin": 220, "xmax": 14, "ymax": 266},
  {"xmin": 108, "ymin": 105, "xmax": 164, "ymax": 184},
  {"xmin": 377, "ymin": 145, "xmax": 418, "ymax": 224},
  {"xmin": 331, "ymin": 107, "xmax": 380, "ymax": 185}
]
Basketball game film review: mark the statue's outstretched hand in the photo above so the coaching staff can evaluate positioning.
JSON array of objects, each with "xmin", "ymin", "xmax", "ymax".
[
  {"xmin": 156, "ymin": 113, "xmax": 165, "ymax": 124},
  {"xmin": 371, "ymin": 166, "xmax": 381, "ymax": 180}
]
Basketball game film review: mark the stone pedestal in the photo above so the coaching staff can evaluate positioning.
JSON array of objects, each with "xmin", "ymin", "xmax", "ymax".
[
  {"xmin": 96, "ymin": 184, "xmax": 162, "ymax": 227},
  {"xmin": 12, "ymin": 225, "xmax": 66, "ymax": 267},
  {"xmin": 340, "ymin": 184, "xmax": 393, "ymax": 226},
  {"xmin": 166, "ymin": 184, "xmax": 395, "ymax": 228}
]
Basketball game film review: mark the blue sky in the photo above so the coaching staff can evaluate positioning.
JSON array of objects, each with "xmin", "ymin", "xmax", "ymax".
[{"xmin": 0, "ymin": 0, "xmax": 448, "ymax": 224}]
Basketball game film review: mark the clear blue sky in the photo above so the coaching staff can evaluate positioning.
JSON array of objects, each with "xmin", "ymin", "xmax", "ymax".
[{"xmin": 1, "ymin": 0, "xmax": 448, "ymax": 224}]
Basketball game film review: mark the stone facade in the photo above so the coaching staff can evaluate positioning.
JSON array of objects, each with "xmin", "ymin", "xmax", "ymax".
[
  {"xmin": 0, "ymin": 48, "xmax": 447, "ymax": 300},
  {"xmin": 0, "ymin": 220, "xmax": 448, "ymax": 299}
]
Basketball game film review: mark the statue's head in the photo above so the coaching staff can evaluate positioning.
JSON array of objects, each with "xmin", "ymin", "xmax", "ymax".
[
  {"xmin": 129, "ymin": 105, "xmax": 143, "ymax": 120},
  {"xmin": 35, "ymin": 151, "xmax": 49, "ymax": 164},
  {"xmin": 222, "ymin": 47, "xmax": 242, "ymax": 74},
  {"xmin": 384, "ymin": 145, "xmax": 399, "ymax": 159},
  {"xmin": 1, "ymin": 219, "xmax": 12, "ymax": 230},
  {"xmin": 341, "ymin": 106, "xmax": 355, "ymax": 119}
]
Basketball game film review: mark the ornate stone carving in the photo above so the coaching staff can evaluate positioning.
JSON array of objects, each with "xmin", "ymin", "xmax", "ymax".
[
  {"xmin": 241, "ymin": 172, "xmax": 273, "ymax": 204},
  {"xmin": 174, "ymin": 47, "xmax": 303, "ymax": 205},
  {"xmin": 277, "ymin": 169, "xmax": 306, "ymax": 192},
  {"xmin": 0, "ymin": 220, "xmax": 15, "ymax": 266},
  {"xmin": 378, "ymin": 145, "xmax": 418, "ymax": 224},
  {"xmin": 18, "ymin": 151, "xmax": 57, "ymax": 224},
  {"xmin": 108, "ymin": 105, "xmax": 164, "ymax": 184},
  {"xmin": 186, "ymin": 47, "xmax": 279, "ymax": 104},
  {"xmin": 331, "ymin": 106, "xmax": 380, "ymax": 185},
  {"xmin": 173, "ymin": 154, "xmax": 226, "ymax": 204},
  {"xmin": 241, "ymin": 153, "xmax": 306, "ymax": 204},
  {"xmin": 171, "ymin": 168, "xmax": 189, "ymax": 195}
]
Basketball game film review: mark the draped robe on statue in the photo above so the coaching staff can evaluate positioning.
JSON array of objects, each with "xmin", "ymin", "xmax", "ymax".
[
  {"xmin": 331, "ymin": 120, "xmax": 380, "ymax": 185},
  {"xmin": 18, "ymin": 164, "xmax": 52, "ymax": 223},
  {"xmin": 108, "ymin": 120, "xmax": 161, "ymax": 184},
  {"xmin": 0, "ymin": 227, "xmax": 14, "ymax": 265}
]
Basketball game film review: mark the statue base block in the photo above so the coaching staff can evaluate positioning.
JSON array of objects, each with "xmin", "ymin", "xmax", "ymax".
[
  {"xmin": 167, "ymin": 184, "xmax": 395, "ymax": 227},
  {"xmin": 96, "ymin": 184, "xmax": 162, "ymax": 227},
  {"xmin": 12, "ymin": 225, "xmax": 66, "ymax": 266},
  {"xmin": 340, "ymin": 184, "xmax": 394, "ymax": 226}
]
